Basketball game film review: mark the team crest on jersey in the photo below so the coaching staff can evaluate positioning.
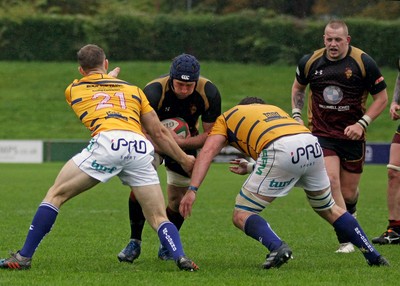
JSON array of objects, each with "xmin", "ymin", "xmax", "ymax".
[
  {"xmin": 345, "ymin": 67, "xmax": 353, "ymax": 79},
  {"xmin": 190, "ymin": 104, "xmax": 197, "ymax": 115}
]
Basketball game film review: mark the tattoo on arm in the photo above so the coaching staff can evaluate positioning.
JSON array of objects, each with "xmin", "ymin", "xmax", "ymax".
[
  {"xmin": 294, "ymin": 90, "xmax": 305, "ymax": 109},
  {"xmin": 393, "ymin": 75, "xmax": 400, "ymax": 104}
]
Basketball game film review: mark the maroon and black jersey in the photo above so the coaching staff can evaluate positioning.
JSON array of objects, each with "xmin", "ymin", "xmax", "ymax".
[
  {"xmin": 143, "ymin": 75, "xmax": 221, "ymax": 137},
  {"xmin": 296, "ymin": 46, "xmax": 386, "ymax": 140}
]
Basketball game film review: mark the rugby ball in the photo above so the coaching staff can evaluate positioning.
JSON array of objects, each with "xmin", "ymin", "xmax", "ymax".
[{"xmin": 161, "ymin": 117, "xmax": 190, "ymax": 138}]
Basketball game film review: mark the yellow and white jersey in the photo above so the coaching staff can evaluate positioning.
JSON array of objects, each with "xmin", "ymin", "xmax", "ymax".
[
  {"xmin": 65, "ymin": 73, "xmax": 153, "ymax": 137},
  {"xmin": 210, "ymin": 104, "xmax": 311, "ymax": 160}
]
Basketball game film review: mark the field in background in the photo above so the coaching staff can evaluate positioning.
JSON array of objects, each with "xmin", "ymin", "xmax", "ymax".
[
  {"xmin": 0, "ymin": 163, "xmax": 398, "ymax": 285},
  {"xmin": 0, "ymin": 61, "xmax": 397, "ymax": 142}
]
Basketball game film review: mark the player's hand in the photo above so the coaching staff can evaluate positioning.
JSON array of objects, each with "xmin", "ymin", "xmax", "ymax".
[
  {"xmin": 179, "ymin": 190, "xmax": 196, "ymax": 218},
  {"xmin": 390, "ymin": 103, "xmax": 400, "ymax": 121},
  {"xmin": 229, "ymin": 158, "xmax": 251, "ymax": 175},
  {"xmin": 181, "ymin": 155, "xmax": 195, "ymax": 176},
  {"xmin": 171, "ymin": 132, "xmax": 191, "ymax": 149},
  {"xmin": 293, "ymin": 117, "xmax": 305, "ymax": 126},
  {"xmin": 344, "ymin": 123, "xmax": 364, "ymax": 140},
  {"xmin": 108, "ymin": 67, "xmax": 120, "ymax": 78}
]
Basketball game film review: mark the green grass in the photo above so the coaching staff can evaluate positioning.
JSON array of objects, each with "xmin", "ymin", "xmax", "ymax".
[
  {"xmin": 0, "ymin": 61, "xmax": 397, "ymax": 142},
  {"xmin": 0, "ymin": 61, "xmax": 398, "ymax": 284},
  {"xmin": 0, "ymin": 163, "xmax": 397, "ymax": 285}
]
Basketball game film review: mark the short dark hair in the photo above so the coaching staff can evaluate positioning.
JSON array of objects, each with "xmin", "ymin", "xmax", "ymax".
[
  {"xmin": 238, "ymin": 97, "xmax": 266, "ymax": 105},
  {"xmin": 77, "ymin": 44, "xmax": 105, "ymax": 72}
]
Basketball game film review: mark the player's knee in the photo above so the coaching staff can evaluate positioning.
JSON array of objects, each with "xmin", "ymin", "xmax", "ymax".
[
  {"xmin": 232, "ymin": 210, "xmax": 246, "ymax": 229},
  {"xmin": 387, "ymin": 164, "xmax": 400, "ymax": 181},
  {"xmin": 307, "ymin": 187, "xmax": 335, "ymax": 212},
  {"xmin": 328, "ymin": 174, "xmax": 340, "ymax": 189}
]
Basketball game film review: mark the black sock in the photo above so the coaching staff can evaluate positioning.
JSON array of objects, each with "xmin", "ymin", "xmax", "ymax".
[
  {"xmin": 345, "ymin": 201, "xmax": 357, "ymax": 215},
  {"xmin": 128, "ymin": 192, "xmax": 146, "ymax": 241},
  {"xmin": 166, "ymin": 206, "xmax": 184, "ymax": 230},
  {"xmin": 388, "ymin": 220, "xmax": 400, "ymax": 233}
]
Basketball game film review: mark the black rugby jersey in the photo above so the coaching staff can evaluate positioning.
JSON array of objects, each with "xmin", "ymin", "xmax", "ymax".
[
  {"xmin": 296, "ymin": 46, "xmax": 386, "ymax": 140},
  {"xmin": 143, "ymin": 75, "xmax": 221, "ymax": 137}
]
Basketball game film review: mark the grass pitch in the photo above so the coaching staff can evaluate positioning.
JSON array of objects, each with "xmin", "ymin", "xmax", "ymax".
[
  {"xmin": 0, "ymin": 60, "xmax": 398, "ymax": 284},
  {"xmin": 0, "ymin": 163, "xmax": 397, "ymax": 286}
]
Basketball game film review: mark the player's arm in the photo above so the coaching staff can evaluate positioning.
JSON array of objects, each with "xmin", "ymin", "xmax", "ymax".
[
  {"xmin": 175, "ymin": 121, "xmax": 214, "ymax": 150},
  {"xmin": 141, "ymin": 110, "xmax": 194, "ymax": 173},
  {"xmin": 179, "ymin": 134, "xmax": 227, "ymax": 218},
  {"xmin": 390, "ymin": 73, "xmax": 400, "ymax": 121},
  {"xmin": 291, "ymin": 79, "xmax": 307, "ymax": 125},
  {"xmin": 365, "ymin": 89, "xmax": 389, "ymax": 121},
  {"xmin": 140, "ymin": 127, "xmax": 165, "ymax": 154},
  {"xmin": 291, "ymin": 54, "xmax": 311, "ymax": 124},
  {"xmin": 344, "ymin": 89, "xmax": 388, "ymax": 140}
]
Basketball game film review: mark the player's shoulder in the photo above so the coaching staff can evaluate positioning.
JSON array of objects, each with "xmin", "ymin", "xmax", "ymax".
[
  {"xmin": 144, "ymin": 75, "xmax": 169, "ymax": 96},
  {"xmin": 196, "ymin": 76, "xmax": 220, "ymax": 97},
  {"xmin": 298, "ymin": 48, "xmax": 324, "ymax": 65},
  {"xmin": 349, "ymin": 46, "xmax": 375, "ymax": 64},
  {"xmin": 145, "ymin": 74, "xmax": 169, "ymax": 87}
]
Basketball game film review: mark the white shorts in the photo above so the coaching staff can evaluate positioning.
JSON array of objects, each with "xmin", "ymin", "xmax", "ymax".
[
  {"xmin": 72, "ymin": 130, "xmax": 159, "ymax": 187},
  {"xmin": 243, "ymin": 133, "xmax": 330, "ymax": 197},
  {"xmin": 152, "ymin": 153, "xmax": 190, "ymax": 187}
]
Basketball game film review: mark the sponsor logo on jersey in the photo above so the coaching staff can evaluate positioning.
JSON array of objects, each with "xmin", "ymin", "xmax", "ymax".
[
  {"xmin": 323, "ymin": 85, "xmax": 343, "ymax": 105},
  {"xmin": 105, "ymin": 111, "xmax": 128, "ymax": 121},
  {"xmin": 263, "ymin": 111, "xmax": 283, "ymax": 121}
]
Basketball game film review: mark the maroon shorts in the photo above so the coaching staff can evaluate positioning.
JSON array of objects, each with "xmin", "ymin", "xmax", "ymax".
[
  {"xmin": 392, "ymin": 130, "xmax": 400, "ymax": 144},
  {"xmin": 316, "ymin": 136, "xmax": 365, "ymax": 174}
]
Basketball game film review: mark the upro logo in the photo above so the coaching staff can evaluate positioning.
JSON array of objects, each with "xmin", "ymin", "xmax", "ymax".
[{"xmin": 181, "ymin": 75, "xmax": 190, "ymax": 80}]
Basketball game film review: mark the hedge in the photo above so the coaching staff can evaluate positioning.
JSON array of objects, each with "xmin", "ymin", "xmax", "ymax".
[{"xmin": 0, "ymin": 14, "xmax": 398, "ymax": 67}]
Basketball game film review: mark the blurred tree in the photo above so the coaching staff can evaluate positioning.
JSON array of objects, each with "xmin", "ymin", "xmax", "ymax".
[
  {"xmin": 0, "ymin": 0, "xmax": 397, "ymax": 19},
  {"xmin": 359, "ymin": 1, "xmax": 400, "ymax": 20},
  {"xmin": 37, "ymin": 0, "xmax": 101, "ymax": 15},
  {"xmin": 312, "ymin": 0, "xmax": 400, "ymax": 19}
]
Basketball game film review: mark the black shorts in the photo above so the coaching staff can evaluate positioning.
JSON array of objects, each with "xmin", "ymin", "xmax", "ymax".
[
  {"xmin": 316, "ymin": 136, "xmax": 365, "ymax": 173},
  {"xmin": 164, "ymin": 149, "xmax": 198, "ymax": 178},
  {"xmin": 393, "ymin": 126, "xmax": 400, "ymax": 144}
]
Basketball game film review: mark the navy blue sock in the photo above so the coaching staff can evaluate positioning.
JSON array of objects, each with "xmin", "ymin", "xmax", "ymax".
[
  {"xmin": 244, "ymin": 214, "xmax": 282, "ymax": 251},
  {"xmin": 157, "ymin": 222, "xmax": 184, "ymax": 260},
  {"xmin": 333, "ymin": 212, "xmax": 380, "ymax": 263},
  {"xmin": 19, "ymin": 202, "xmax": 59, "ymax": 258}
]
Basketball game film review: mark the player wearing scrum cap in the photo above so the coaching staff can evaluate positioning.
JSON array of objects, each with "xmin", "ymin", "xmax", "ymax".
[{"xmin": 117, "ymin": 54, "xmax": 222, "ymax": 263}]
